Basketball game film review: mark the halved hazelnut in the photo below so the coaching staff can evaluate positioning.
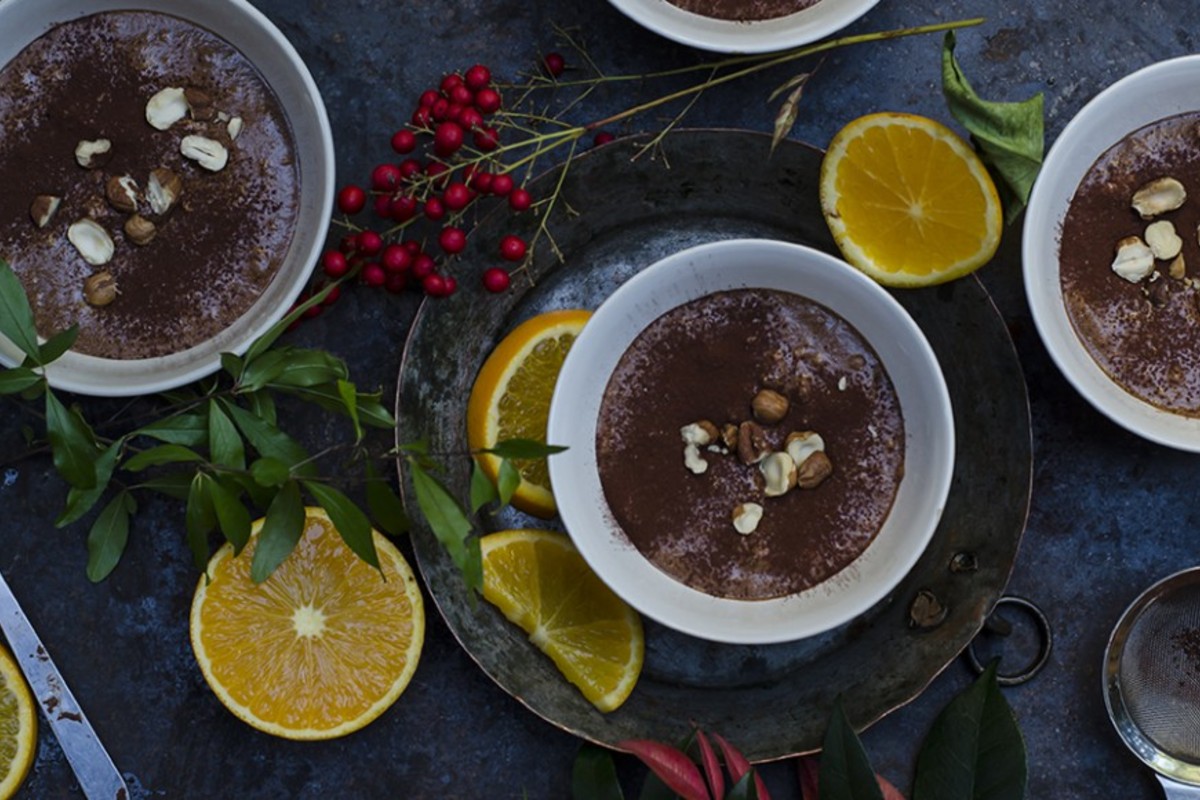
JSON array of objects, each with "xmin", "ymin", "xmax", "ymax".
[
  {"xmin": 759, "ymin": 451, "xmax": 797, "ymax": 497},
  {"xmin": 146, "ymin": 87, "xmax": 189, "ymax": 130},
  {"xmin": 147, "ymin": 168, "xmax": 183, "ymax": 215},
  {"xmin": 29, "ymin": 195, "xmax": 61, "ymax": 229},
  {"xmin": 1170, "ymin": 252, "xmax": 1187, "ymax": 280},
  {"xmin": 105, "ymin": 175, "xmax": 140, "ymax": 213},
  {"xmin": 74, "ymin": 138, "xmax": 112, "ymax": 169},
  {"xmin": 67, "ymin": 219, "xmax": 114, "ymax": 266},
  {"xmin": 784, "ymin": 431, "xmax": 825, "ymax": 467},
  {"xmin": 226, "ymin": 116, "xmax": 244, "ymax": 140},
  {"xmin": 1111, "ymin": 236, "xmax": 1156, "ymax": 284},
  {"xmin": 737, "ymin": 421, "xmax": 770, "ymax": 465},
  {"xmin": 731, "ymin": 503, "xmax": 763, "ymax": 535},
  {"xmin": 1145, "ymin": 220, "xmax": 1183, "ymax": 260},
  {"xmin": 180, "ymin": 135, "xmax": 229, "ymax": 172},
  {"xmin": 1132, "ymin": 177, "xmax": 1187, "ymax": 219},
  {"xmin": 720, "ymin": 423, "xmax": 739, "ymax": 450},
  {"xmin": 751, "ymin": 388, "xmax": 789, "ymax": 424},
  {"xmin": 680, "ymin": 420, "xmax": 719, "ymax": 446}
]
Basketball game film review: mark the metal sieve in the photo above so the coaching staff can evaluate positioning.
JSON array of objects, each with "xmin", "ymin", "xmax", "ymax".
[{"xmin": 1104, "ymin": 567, "xmax": 1200, "ymax": 798}]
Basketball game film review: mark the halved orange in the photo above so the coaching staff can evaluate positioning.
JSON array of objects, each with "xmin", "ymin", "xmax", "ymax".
[
  {"xmin": 480, "ymin": 529, "xmax": 643, "ymax": 712},
  {"xmin": 466, "ymin": 309, "xmax": 591, "ymax": 518},
  {"xmin": 0, "ymin": 644, "xmax": 35, "ymax": 800},
  {"xmin": 820, "ymin": 112, "xmax": 1003, "ymax": 287},
  {"xmin": 190, "ymin": 507, "xmax": 424, "ymax": 740}
]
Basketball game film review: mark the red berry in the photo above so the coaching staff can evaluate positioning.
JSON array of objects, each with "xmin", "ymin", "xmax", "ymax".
[
  {"xmin": 411, "ymin": 106, "xmax": 433, "ymax": 129},
  {"xmin": 469, "ymin": 170, "xmax": 493, "ymax": 194},
  {"xmin": 443, "ymin": 182, "xmax": 471, "ymax": 211},
  {"xmin": 382, "ymin": 244, "xmax": 412, "ymax": 273},
  {"xmin": 339, "ymin": 233, "xmax": 359, "ymax": 254},
  {"xmin": 385, "ymin": 272, "xmax": 408, "ymax": 294},
  {"xmin": 440, "ymin": 73, "xmax": 464, "ymax": 93},
  {"xmin": 419, "ymin": 89, "xmax": 440, "ymax": 108},
  {"xmin": 362, "ymin": 262, "xmax": 386, "ymax": 287},
  {"xmin": 357, "ymin": 230, "xmax": 383, "ymax": 256},
  {"xmin": 336, "ymin": 184, "xmax": 367, "ymax": 214},
  {"xmin": 322, "ymin": 250, "xmax": 349, "ymax": 278},
  {"xmin": 465, "ymin": 64, "xmax": 491, "ymax": 91},
  {"xmin": 442, "ymin": 275, "xmax": 458, "ymax": 296},
  {"xmin": 403, "ymin": 240, "xmax": 422, "ymax": 256},
  {"xmin": 303, "ymin": 301, "xmax": 324, "ymax": 319},
  {"xmin": 391, "ymin": 129, "xmax": 417, "ymax": 154},
  {"xmin": 458, "ymin": 107, "xmax": 484, "ymax": 131},
  {"xmin": 422, "ymin": 274, "xmax": 447, "ymax": 297},
  {"xmin": 373, "ymin": 194, "xmax": 393, "ymax": 217},
  {"xmin": 482, "ymin": 267, "xmax": 510, "ymax": 293},
  {"xmin": 594, "ymin": 131, "xmax": 616, "ymax": 147},
  {"xmin": 434, "ymin": 122, "xmax": 465, "ymax": 157},
  {"xmin": 508, "ymin": 187, "xmax": 532, "ymax": 211},
  {"xmin": 371, "ymin": 163, "xmax": 402, "ymax": 191},
  {"xmin": 490, "ymin": 173, "xmax": 514, "ymax": 196},
  {"xmin": 499, "ymin": 234, "xmax": 527, "ymax": 262},
  {"xmin": 431, "ymin": 97, "xmax": 450, "ymax": 122},
  {"xmin": 390, "ymin": 194, "xmax": 418, "ymax": 222},
  {"xmin": 439, "ymin": 226, "xmax": 467, "ymax": 255},
  {"xmin": 412, "ymin": 253, "xmax": 436, "ymax": 279},
  {"xmin": 473, "ymin": 126, "xmax": 499, "ymax": 151},
  {"xmin": 447, "ymin": 103, "xmax": 467, "ymax": 124},
  {"xmin": 474, "ymin": 88, "xmax": 501, "ymax": 114},
  {"xmin": 543, "ymin": 52, "xmax": 566, "ymax": 78},
  {"xmin": 450, "ymin": 84, "xmax": 474, "ymax": 106},
  {"xmin": 424, "ymin": 196, "xmax": 447, "ymax": 221},
  {"xmin": 399, "ymin": 158, "xmax": 423, "ymax": 179},
  {"xmin": 322, "ymin": 285, "xmax": 342, "ymax": 306}
]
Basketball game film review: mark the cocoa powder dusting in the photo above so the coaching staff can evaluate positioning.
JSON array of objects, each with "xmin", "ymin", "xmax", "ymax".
[{"xmin": 666, "ymin": 0, "xmax": 822, "ymax": 21}]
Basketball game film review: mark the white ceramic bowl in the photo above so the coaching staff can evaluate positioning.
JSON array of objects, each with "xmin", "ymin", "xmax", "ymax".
[
  {"xmin": 1024, "ymin": 56, "xmax": 1200, "ymax": 451},
  {"xmin": 547, "ymin": 239, "xmax": 955, "ymax": 644},
  {"xmin": 606, "ymin": 0, "xmax": 881, "ymax": 54},
  {"xmin": 0, "ymin": 0, "xmax": 334, "ymax": 397}
]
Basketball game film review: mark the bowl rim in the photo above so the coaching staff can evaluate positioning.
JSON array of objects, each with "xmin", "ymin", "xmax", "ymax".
[
  {"xmin": 604, "ymin": 0, "xmax": 882, "ymax": 54},
  {"xmin": 1022, "ymin": 54, "xmax": 1200, "ymax": 451},
  {"xmin": 547, "ymin": 238, "xmax": 955, "ymax": 644},
  {"xmin": 0, "ymin": 0, "xmax": 335, "ymax": 397}
]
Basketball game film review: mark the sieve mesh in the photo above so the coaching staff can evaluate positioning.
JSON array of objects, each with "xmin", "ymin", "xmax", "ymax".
[{"xmin": 1118, "ymin": 582, "xmax": 1200, "ymax": 762}]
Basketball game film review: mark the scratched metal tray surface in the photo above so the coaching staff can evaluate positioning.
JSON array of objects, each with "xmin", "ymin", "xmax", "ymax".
[{"xmin": 394, "ymin": 129, "xmax": 1032, "ymax": 760}]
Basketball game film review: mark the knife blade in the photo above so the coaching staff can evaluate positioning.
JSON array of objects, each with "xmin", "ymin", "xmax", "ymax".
[{"xmin": 0, "ymin": 570, "xmax": 128, "ymax": 800}]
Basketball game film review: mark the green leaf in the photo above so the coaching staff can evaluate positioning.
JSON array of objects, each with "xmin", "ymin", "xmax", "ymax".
[
  {"xmin": 250, "ymin": 457, "xmax": 291, "ymax": 488},
  {"xmin": 86, "ymin": 491, "xmax": 135, "ymax": 582},
  {"xmin": 484, "ymin": 438, "xmax": 568, "ymax": 459},
  {"xmin": 0, "ymin": 260, "xmax": 42, "ymax": 362},
  {"xmin": 134, "ymin": 472, "xmax": 194, "ymax": 500},
  {"xmin": 336, "ymin": 379, "xmax": 363, "ymax": 442},
  {"xmin": 37, "ymin": 325, "xmax": 78, "ymax": 365},
  {"xmin": 186, "ymin": 473, "xmax": 217, "ymax": 571},
  {"xmin": 497, "ymin": 458, "xmax": 521, "ymax": 507},
  {"xmin": 0, "ymin": 368, "xmax": 43, "ymax": 396},
  {"xmin": 263, "ymin": 349, "xmax": 349, "ymax": 390},
  {"xmin": 251, "ymin": 480, "xmax": 304, "ymax": 583},
  {"xmin": 236, "ymin": 346, "xmax": 294, "ymax": 392},
  {"xmin": 220, "ymin": 352, "xmax": 245, "ymax": 381},
  {"xmin": 209, "ymin": 478, "xmax": 252, "ymax": 554},
  {"xmin": 208, "ymin": 400, "xmax": 246, "ymax": 470},
  {"xmin": 469, "ymin": 460, "xmax": 498, "ymax": 513},
  {"xmin": 365, "ymin": 461, "xmax": 410, "ymax": 536},
  {"xmin": 275, "ymin": 383, "xmax": 395, "ymax": 429},
  {"xmin": 820, "ymin": 697, "xmax": 884, "ymax": 800},
  {"xmin": 303, "ymin": 481, "xmax": 380, "ymax": 571},
  {"xmin": 136, "ymin": 412, "xmax": 209, "ymax": 447},
  {"xmin": 245, "ymin": 389, "xmax": 277, "ymax": 427},
  {"xmin": 942, "ymin": 31, "xmax": 1044, "ymax": 224},
  {"xmin": 123, "ymin": 443, "xmax": 203, "ymax": 472},
  {"xmin": 410, "ymin": 459, "xmax": 479, "ymax": 593},
  {"xmin": 56, "ymin": 438, "xmax": 124, "ymax": 527},
  {"xmin": 913, "ymin": 661, "xmax": 1027, "ymax": 800},
  {"xmin": 726, "ymin": 772, "xmax": 759, "ymax": 800},
  {"xmin": 571, "ymin": 743, "xmax": 624, "ymax": 800},
  {"xmin": 219, "ymin": 399, "xmax": 314, "ymax": 476},
  {"xmin": 241, "ymin": 285, "xmax": 334, "ymax": 364},
  {"xmin": 45, "ymin": 390, "xmax": 98, "ymax": 489}
]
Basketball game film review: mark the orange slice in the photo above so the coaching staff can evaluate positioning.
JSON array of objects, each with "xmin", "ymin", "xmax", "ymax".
[
  {"xmin": 480, "ymin": 529, "xmax": 643, "ymax": 712},
  {"xmin": 0, "ymin": 644, "xmax": 35, "ymax": 800},
  {"xmin": 820, "ymin": 112, "xmax": 1003, "ymax": 287},
  {"xmin": 466, "ymin": 309, "xmax": 591, "ymax": 518},
  {"xmin": 190, "ymin": 507, "xmax": 424, "ymax": 740}
]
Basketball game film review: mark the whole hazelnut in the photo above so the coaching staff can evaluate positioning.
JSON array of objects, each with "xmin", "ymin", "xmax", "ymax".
[
  {"xmin": 83, "ymin": 271, "xmax": 118, "ymax": 307},
  {"xmin": 737, "ymin": 421, "xmax": 770, "ymax": 465},
  {"xmin": 124, "ymin": 214, "xmax": 157, "ymax": 246},
  {"xmin": 752, "ymin": 388, "xmax": 789, "ymax": 424},
  {"xmin": 797, "ymin": 451, "xmax": 833, "ymax": 489}
]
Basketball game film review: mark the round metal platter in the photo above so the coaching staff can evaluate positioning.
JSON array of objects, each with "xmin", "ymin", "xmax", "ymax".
[{"xmin": 394, "ymin": 129, "xmax": 1031, "ymax": 760}]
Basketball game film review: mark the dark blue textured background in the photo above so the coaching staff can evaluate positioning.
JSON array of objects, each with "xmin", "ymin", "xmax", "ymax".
[{"xmin": 2, "ymin": 0, "xmax": 1198, "ymax": 797}]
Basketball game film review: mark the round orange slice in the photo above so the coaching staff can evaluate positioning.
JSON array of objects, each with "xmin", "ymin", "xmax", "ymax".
[{"xmin": 0, "ymin": 644, "xmax": 35, "ymax": 800}]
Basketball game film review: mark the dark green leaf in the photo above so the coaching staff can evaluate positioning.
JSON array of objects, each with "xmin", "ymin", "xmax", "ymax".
[
  {"xmin": 469, "ymin": 460, "xmax": 498, "ymax": 513},
  {"xmin": 219, "ymin": 399, "xmax": 314, "ymax": 476},
  {"xmin": 86, "ymin": 491, "xmax": 135, "ymax": 582},
  {"xmin": 571, "ymin": 743, "xmax": 624, "ymax": 800},
  {"xmin": 209, "ymin": 478, "xmax": 252, "ymax": 554},
  {"xmin": 230, "ymin": 473, "xmax": 277, "ymax": 512},
  {"xmin": 410, "ymin": 459, "xmax": 478, "ymax": 592},
  {"xmin": 186, "ymin": 473, "xmax": 217, "ymax": 571},
  {"xmin": 820, "ymin": 697, "xmax": 884, "ymax": 800},
  {"xmin": 208, "ymin": 400, "xmax": 245, "ymax": 471},
  {"xmin": 266, "ymin": 349, "xmax": 349, "ymax": 389},
  {"xmin": 484, "ymin": 438, "xmax": 568, "ymax": 459},
  {"xmin": 303, "ymin": 481, "xmax": 379, "ymax": 570},
  {"xmin": 913, "ymin": 661, "xmax": 1027, "ymax": 800},
  {"xmin": 241, "ymin": 285, "xmax": 334, "ymax": 364},
  {"xmin": 56, "ymin": 438, "xmax": 123, "ymax": 527},
  {"xmin": 0, "ymin": 260, "xmax": 42, "ymax": 361},
  {"xmin": 45, "ymin": 391, "xmax": 98, "ymax": 489},
  {"xmin": 220, "ymin": 352, "xmax": 244, "ymax": 381},
  {"xmin": 274, "ymin": 383, "xmax": 395, "ymax": 429},
  {"xmin": 251, "ymin": 480, "xmax": 304, "ymax": 583},
  {"xmin": 365, "ymin": 461, "xmax": 410, "ymax": 536},
  {"xmin": 942, "ymin": 31, "xmax": 1044, "ymax": 224},
  {"xmin": 245, "ymin": 389, "xmax": 277, "ymax": 427},
  {"xmin": 134, "ymin": 472, "xmax": 194, "ymax": 500},
  {"xmin": 37, "ymin": 325, "xmax": 78, "ymax": 365},
  {"xmin": 336, "ymin": 379, "xmax": 363, "ymax": 442},
  {"xmin": 398, "ymin": 439, "xmax": 429, "ymax": 456},
  {"xmin": 250, "ymin": 457, "xmax": 291, "ymax": 488},
  {"xmin": 355, "ymin": 391, "xmax": 396, "ymax": 429},
  {"xmin": 637, "ymin": 774, "xmax": 677, "ymax": 800},
  {"xmin": 237, "ymin": 346, "xmax": 294, "ymax": 392},
  {"xmin": 136, "ymin": 412, "xmax": 209, "ymax": 447},
  {"xmin": 726, "ymin": 772, "xmax": 759, "ymax": 800},
  {"xmin": 497, "ymin": 458, "xmax": 521, "ymax": 507},
  {"xmin": 123, "ymin": 443, "xmax": 203, "ymax": 472},
  {"xmin": 0, "ymin": 367, "xmax": 43, "ymax": 396}
]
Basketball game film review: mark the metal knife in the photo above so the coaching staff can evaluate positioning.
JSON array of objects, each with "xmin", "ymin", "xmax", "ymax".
[{"xmin": 0, "ymin": 570, "xmax": 128, "ymax": 800}]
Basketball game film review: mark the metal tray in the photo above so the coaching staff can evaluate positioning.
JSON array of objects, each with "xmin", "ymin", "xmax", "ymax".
[{"xmin": 394, "ymin": 129, "xmax": 1031, "ymax": 760}]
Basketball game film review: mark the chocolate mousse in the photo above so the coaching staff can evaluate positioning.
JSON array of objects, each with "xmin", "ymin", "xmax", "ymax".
[
  {"xmin": 595, "ymin": 289, "xmax": 904, "ymax": 601},
  {"xmin": 665, "ymin": 0, "xmax": 821, "ymax": 22},
  {"xmin": 0, "ymin": 11, "xmax": 300, "ymax": 359},
  {"xmin": 1059, "ymin": 111, "xmax": 1200, "ymax": 414}
]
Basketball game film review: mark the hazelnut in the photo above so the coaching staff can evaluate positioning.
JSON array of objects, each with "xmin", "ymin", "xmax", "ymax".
[
  {"xmin": 1131, "ymin": 177, "xmax": 1187, "ymax": 219},
  {"xmin": 731, "ymin": 503, "xmax": 763, "ymax": 535},
  {"xmin": 105, "ymin": 175, "xmax": 140, "ymax": 213},
  {"xmin": 74, "ymin": 138, "xmax": 112, "ymax": 169},
  {"xmin": 83, "ymin": 271, "xmax": 118, "ymax": 307},
  {"xmin": 1169, "ymin": 253, "xmax": 1187, "ymax": 280},
  {"xmin": 184, "ymin": 87, "xmax": 215, "ymax": 121},
  {"xmin": 784, "ymin": 431, "xmax": 825, "ymax": 467},
  {"xmin": 759, "ymin": 452, "xmax": 797, "ymax": 497},
  {"xmin": 145, "ymin": 87, "xmax": 189, "ymax": 130},
  {"xmin": 29, "ymin": 195, "xmax": 61, "ymax": 229},
  {"xmin": 1145, "ymin": 220, "xmax": 1183, "ymax": 260},
  {"xmin": 67, "ymin": 219, "xmax": 115, "ymax": 266},
  {"xmin": 180, "ymin": 135, "xmax": 229, "ymax": 172},
  {"xmin": 226, "ymin": 116, "xmax": 244, "ymax": 140},
  {"xmin": 124, "ymin": 214, "xmax": 157, "ymax": 246},
  {"xmin": 751, "ymin": 388, "xmax": 789, "ymax": 424},
  {"xmin": 147, "ymin": 167, "xmax": 183, "ymax": 215},
  {"xmin": 683, "ymin": 443, "xmax": 708, "ymax": 475},
  {"xmin": 680, "ymin": 420, "xmax": 719, "ymax": 447},
  {"xmin": 797, "ymin": 451, "xmax": 833, "ymax": 489},
  {"xmin": 736, "ymin": 421, "xmax": 770, "ymax": 465},
  {"xmin": 1111, "ymin": 236, "xmax": 1155, "ymax": 284},
  {"xmin": 720, "ymin": 423, "xmax": 739, "ymax": 450}
]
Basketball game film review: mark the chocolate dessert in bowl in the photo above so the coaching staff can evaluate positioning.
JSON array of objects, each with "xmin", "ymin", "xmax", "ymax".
[
  {"xmin": 547, "ymin": 239, "xmax": 954, "ymax": 645},
  {"xmin": 1024, "ymin": 55, "xmax": 1200, "ymax": 450},
  {"xmin": 0, "ymin": 0, "xmax": 334, "ymax": 396}
]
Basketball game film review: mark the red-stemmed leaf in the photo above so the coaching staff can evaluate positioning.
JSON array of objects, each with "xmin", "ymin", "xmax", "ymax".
[
  {"xmin": 695, "ymin": 730, "xmax": 724, "ymax": 800},
  {"xmin": 712, "ymin": 733, "xmax": 771, "ymax": 800},
  {"xmin": 619, "ymin": 739, "xmax": 711, "ymax": 800}
]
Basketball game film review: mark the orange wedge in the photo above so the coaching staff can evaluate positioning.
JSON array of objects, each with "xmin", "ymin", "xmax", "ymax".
[
  {"xmin": 190, "ymin": 507, "xmax": 424, "ymax": 740},
  {"xmin": 0, "ymin": 644, "xmax": 35, "ymax": 800},
  {"xmin": 820, "ymin": 112, "xmax": 1003, "ymax": 287}
]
